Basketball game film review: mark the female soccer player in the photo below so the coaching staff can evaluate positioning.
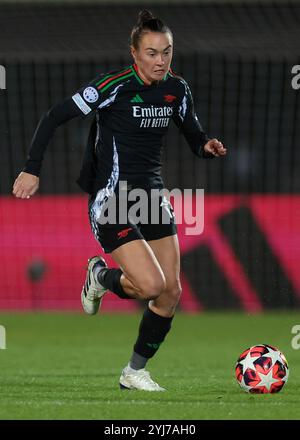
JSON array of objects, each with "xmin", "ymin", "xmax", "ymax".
[{"xmin": 12, "ymin": 10, "xmax": 227, "ymax": 391}]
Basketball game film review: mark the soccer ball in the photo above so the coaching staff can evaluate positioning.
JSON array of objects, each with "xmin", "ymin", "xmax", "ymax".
[{"xmin": 235, "ymin": 344, "xmax": 289, "ymax": 394}]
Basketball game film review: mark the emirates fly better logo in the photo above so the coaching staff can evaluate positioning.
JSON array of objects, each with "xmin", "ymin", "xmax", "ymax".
[{"xmin": 132, "ymin": 105, "xmax": 173, "ymax": 128}]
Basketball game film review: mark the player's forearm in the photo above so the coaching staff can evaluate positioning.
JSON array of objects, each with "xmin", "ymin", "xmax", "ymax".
[
  {"xmin": 183, "ymin": 129, "xmax": 215, "ymax": 159},
  {"xmin": 23, "ymin": 111, "xmax": 59, "ymax": 176},
  {"xmin": 23, "ymin": 98, "xmax": 82, "ymax": 176}
]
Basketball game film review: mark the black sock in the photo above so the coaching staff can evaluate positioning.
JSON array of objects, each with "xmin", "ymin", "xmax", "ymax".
[
  {"xmin": 133, "ymin": 307, "xmax": 174, "ymax": 359},
  {"xmin": 97, "ymin": 268, "xmax": 132, "ymax": 299}
]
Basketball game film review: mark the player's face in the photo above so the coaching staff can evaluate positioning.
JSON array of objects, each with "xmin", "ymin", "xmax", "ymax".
[{"xmin": 131, "ymin": 32, "xmax": 173, "ymax": 84}]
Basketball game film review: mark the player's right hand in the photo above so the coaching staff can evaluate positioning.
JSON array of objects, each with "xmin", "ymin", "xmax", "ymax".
[{"xmin": 12, "ymin": 172, "xmax": 40, "ymax": 199}]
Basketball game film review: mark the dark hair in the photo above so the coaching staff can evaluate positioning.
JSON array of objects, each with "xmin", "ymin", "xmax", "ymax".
[{"xmin": 131, "ymin": 9, "xmax": 172, "ymax": 49}]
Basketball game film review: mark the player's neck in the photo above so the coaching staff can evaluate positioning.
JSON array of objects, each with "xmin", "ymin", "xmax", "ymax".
[{"xmin": 133, "ymin": 63, "xmax": 158, "ymax": 86}]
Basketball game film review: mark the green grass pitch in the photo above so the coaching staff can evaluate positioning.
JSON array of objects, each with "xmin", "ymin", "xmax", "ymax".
[{"xmin": 0, "ymin": 311, "xmax": 300, "ymax": 420}]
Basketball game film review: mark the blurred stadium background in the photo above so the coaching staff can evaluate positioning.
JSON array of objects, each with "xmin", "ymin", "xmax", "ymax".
[{"xmin": 0, "ymin": 0, "xmax": 300, "ymax": 312}]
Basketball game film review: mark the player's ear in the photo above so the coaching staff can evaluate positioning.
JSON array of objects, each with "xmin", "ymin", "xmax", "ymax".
[{"xmin": 130, "ymin": 45, "xmax": 137, "ymax": 63}]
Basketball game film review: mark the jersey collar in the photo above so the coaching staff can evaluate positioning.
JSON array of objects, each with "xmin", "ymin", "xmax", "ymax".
[{"xmin": 131, "ymin": 63, "xmax": 169, "ymax": 86}]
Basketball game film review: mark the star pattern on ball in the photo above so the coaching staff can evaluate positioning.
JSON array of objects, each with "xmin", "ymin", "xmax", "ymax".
[
  {"xmin": 236, "ymin": 344, "xmax": 289, "ymax": 393},
  {"xmin": 262, "ymin": 347, "xmax": 285, "ymax": 366},
  {"xmin": 238, "ymin": 351, "xmax": 260, "ymax": 373},
  {"xmin": 257, "ymin": 368, "xmax": 280, "ymax": 392}
]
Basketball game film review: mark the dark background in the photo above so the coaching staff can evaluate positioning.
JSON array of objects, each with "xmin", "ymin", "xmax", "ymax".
[{"xmin": 1, "ymin": 1, "xmax": 299, "ymax": 194}]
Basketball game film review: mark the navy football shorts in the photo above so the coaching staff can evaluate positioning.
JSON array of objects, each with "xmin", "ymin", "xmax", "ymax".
[{"xmin": 88, "ymin": 191, "xmax": 177, "ymax": 254}]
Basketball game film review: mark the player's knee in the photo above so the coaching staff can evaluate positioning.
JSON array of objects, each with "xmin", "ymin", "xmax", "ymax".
[
  {"xmin": 140, "ymin": 275, "xmax": 166, "ymax": 301},
  {"xmin": 166, "ymin": 282, "xmax": 182, "ymax": 308}
]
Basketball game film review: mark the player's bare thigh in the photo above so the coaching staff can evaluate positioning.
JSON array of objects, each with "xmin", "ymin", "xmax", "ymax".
[
  {"xmin": 111, "ymin": 239, "xmax": 166, "ymax": 300},
  {"xmin": 147, "ymin": 234, "xmax": 182, "ymax": 317}
]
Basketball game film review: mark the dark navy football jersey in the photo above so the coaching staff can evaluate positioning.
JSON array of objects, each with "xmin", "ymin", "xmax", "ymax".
[{"xmin": 24, "ymin": 63, "xmax": 211, "ymax": 195}]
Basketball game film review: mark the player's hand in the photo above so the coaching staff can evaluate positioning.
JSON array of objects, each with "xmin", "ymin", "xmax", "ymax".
[
  {"xmin": 12, "ymin": 172, "xmax": 39, "ymax": 199},
  {"xmin": 204, "ymin": 138, "xmax": 227, "ymax": 157}
]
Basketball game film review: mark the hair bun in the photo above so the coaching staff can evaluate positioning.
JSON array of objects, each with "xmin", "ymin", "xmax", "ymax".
[
  {"xmin": 131, "ymin": 9, "xmax": 171, "ymax": 49},
  {"xmin": 137, "ymin": 9, "xmax": 155, "ymax": 25}
]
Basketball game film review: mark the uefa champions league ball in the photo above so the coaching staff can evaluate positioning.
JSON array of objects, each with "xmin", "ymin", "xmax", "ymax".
[{"xmin": 235, "ymin": 344, "xmax": 289, "ymax": 394}]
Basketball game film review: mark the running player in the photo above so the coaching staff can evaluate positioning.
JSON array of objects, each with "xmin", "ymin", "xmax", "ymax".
[{"xmin": 12, "ymin": 10, "xmax": 227, "ymax": 391}]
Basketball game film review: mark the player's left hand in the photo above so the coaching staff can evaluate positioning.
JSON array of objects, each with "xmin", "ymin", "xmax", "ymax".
[{"xmin": 204, "ymin": 138, "xmax": 227, "ymax": 157}]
